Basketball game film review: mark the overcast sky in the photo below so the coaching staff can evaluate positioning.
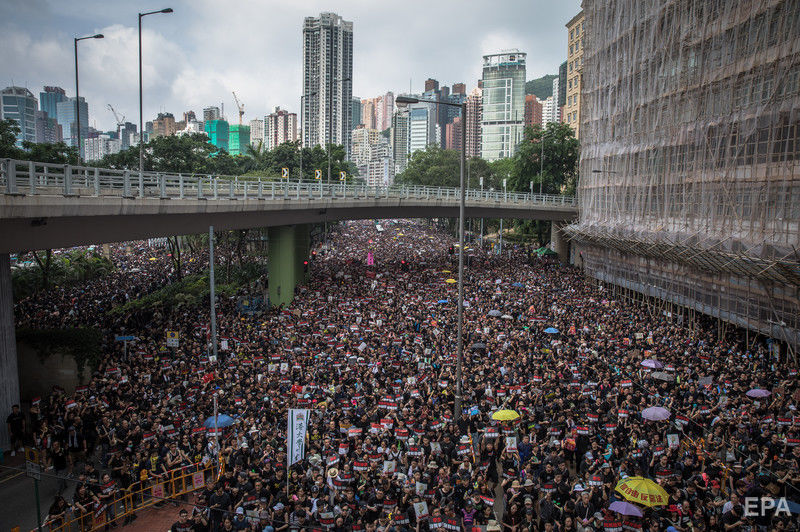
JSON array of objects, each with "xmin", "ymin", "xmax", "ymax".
[{"xmin": 2, "ymin": 0, "xmax": 580, "ymax": 132}]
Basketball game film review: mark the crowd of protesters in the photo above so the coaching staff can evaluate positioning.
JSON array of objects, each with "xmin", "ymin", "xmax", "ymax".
[{"xmin": 9, "ymin": 220, "xmax": 800, "ymax": 532}]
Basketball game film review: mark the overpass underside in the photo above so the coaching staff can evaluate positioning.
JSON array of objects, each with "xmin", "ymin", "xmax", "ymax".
[{"xmin": 0, "ymin": 195, "xmax": 576, "ymax": 254}]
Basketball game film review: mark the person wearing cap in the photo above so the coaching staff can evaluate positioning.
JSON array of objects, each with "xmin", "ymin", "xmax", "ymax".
[{"xmin": 231, "ymin": 506, "xmax": 249, "ymax": 530}]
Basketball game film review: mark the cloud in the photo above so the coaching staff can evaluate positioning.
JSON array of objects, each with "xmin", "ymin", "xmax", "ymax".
[{"xmin": 4, "ymin": 0, "xmax": 580, "ymax": 131}]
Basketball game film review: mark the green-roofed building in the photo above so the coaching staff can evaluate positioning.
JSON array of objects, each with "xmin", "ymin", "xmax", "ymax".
[{"xmin": 228, "ymin": 124, "xmax": 250, "ymax": 156}]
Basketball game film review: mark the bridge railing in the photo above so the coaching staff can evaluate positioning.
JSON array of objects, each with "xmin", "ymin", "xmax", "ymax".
[{"xmin": 0, "ymin": 159, "xmax": 576, "ymax": 207}]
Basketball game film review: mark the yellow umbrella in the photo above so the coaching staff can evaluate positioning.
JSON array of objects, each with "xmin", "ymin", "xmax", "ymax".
[
  {"xmin": 615, "ymin": 476, "xmax": 668, "ymax": 507},
  {"xmin": 148, "ymin": 257, "xmax": 158, "ymax": 261},
  {"xmin": 491, "ymin": 409, "xmax": 520, "ymax": 421},
  {"xmin": 442, "ymin": 270, "xmax": 451, "ymax": 273},
  {"xmin": 445, "ymin": 278, "xmax": 457, "ymax": 284}
]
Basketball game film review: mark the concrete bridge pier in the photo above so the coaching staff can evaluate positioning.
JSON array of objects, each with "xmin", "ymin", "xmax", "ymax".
[
  {"xmin": 551, "ymin": 221, "xmax": 571, "ymax": 263},
  {"xmin": 0, "ymin": 254, "xmax": 20, "ymax": 451},
  {"xmin": 268, "ymin": 225, "xmax": 311, "ymax": 308}
]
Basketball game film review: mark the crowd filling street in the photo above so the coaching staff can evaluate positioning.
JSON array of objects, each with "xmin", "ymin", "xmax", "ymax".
[{"xmin": 8, "ymin": 220, "xmax": 800, "ymax": 532}]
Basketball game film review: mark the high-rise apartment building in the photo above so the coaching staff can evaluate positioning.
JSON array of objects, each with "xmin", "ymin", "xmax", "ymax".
[
  {"xmin": 120, "ymin": 122, "xmax": 137, "ymax": 149},
  {"xmin": 366, "ymin": 139, "xmax": 394, "ymax": 187},
  {"xmin": 56, "ymin": 96, "xmax": 88, "ymax": 153},
  {"xmin": 569, "ymin": 0, "xmax": 800, "ymax": 350},
  {"xmin": 35, "ymin": 110, "xmax": 61, "ymax": 144},
  {"xmin": 524, "ymin": 95, "xmax": 543, "ymax": 128},
  {"xmin": 228, "ymin": 125, "xmax": 250, "ymax": 156},
  {"xmin": 361, "ymin": 98, "xmax": 377, "ymax": 130},
  {"xmin": 152, "ymin": 112, "xmax": 177, "ymax": 138},
  {"xmin": 361, "ymin": 93, "xmax": 395, "ymax": 132},
  {"xmin": 249, "ymin": 118, "xmax": 265, "ymax": 149},
  {"xmin": 451, "ymin": 83, "xmax": 466, "ymax": 95},
  {"xmin": 408, "ymin": 102, "xmax": 439, "ymax": 156},
  {"xmin": 391, "ymin": 108, "xmax": 409, "ymax": 174},
  {"xmin": 1, "ymin": 86, "xmax": 38, "ymax": 147},
  {"xmin": 85, "ymin": 134, "xmax": 121, "ymax": 162},
  {"xmin": 425, "ymin": 79, "xmax": 439, "ymax": 92},
  {"xmin": 465, "ymin": 86, "xmax": 482, "ymax": 158},
  {"xmin": 565, "ymin": 10, "xmax": 584, "ymax": 138},
  {"xmin": 351, "ymin": 97, "xmax": 362, "ymax": 130},
  {"xmin": 264, "ymin": 107, "xmax": 298, "ymax": 151},
  {"xmin": 557, "ymin": 62, "xmax": 567, "ymax": 108},
  {"xmin": 542, "ymin": 96, "xmax": 559, "ymax": 124},
  {"xmin": 481, "ymin": 51, "xmax": 526, "ymax": 161},
  {"xmin": 302, "ymin": 12, "xmax": 354, "ymax": 160},
  {"xmin": 351, "ymin": 126, "xmax": 381, "ymax": 168},
  {"xmin": 203, "ymin": 106, "xmax": 221, "ymax": 122},
  {"xmin": 444, "ymin": 115, "xmax": 463, "ymax": 151}
]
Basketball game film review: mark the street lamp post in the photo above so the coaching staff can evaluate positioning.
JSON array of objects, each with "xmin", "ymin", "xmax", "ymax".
[
  {"xmin": 396, "ymin": 95, "xmax": 466, "ymax": 417},
  {"xmin": 73, "ymin": 33, "xmax": 104, "ymax": 163},
  {"xmin": 139, "ymin": 8, "xmax": 173, "ymax": 175}
]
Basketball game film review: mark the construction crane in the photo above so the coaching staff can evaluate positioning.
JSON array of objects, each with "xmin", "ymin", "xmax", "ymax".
[
  {"xmin": 107, "ymin": 104, "xmax": 125, "ymax": 138},
  {"xmin": 232, "ymin": 91, "xmax": 244, "ymax": 125}
]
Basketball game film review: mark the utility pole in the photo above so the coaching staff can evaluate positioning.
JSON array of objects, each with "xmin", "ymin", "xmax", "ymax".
[{"xmin": 209, "ymin": 226, "xmax": 218, "ymax": 359}]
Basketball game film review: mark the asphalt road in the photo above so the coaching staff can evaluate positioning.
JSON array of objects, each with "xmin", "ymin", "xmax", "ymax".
[{"xmin": 0, "ymin": 455, "xmax": 77, "ymax": 532}]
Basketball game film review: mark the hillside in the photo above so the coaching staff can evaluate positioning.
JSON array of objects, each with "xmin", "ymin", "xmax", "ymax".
[{"xmin": 525, "ymin": 74, "xmax": 558, "ymax": 100}]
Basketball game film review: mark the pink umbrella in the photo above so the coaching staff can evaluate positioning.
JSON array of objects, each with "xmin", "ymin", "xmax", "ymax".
[
  {"xmin": 641, "ymin": 406, "xmax": 671, "ymax": 421},
  {"xmin": 641, "ymin": 359, "xmax": 663, "ymax": 369},
  {"xmin": 746, "ymin": 388, "xmax": 771, "ymax": 398}
]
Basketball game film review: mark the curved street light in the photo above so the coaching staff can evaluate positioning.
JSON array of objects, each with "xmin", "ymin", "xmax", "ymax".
[
  {"xmin": 396, "ymin": 94, "xmax": 467, "ymax": 417},
  {"xmin": 139, "ymin": 8, "xmax": 173, "ymax": 175},
  {"xmin": 73, "ymin": 33, "xmax": 104, "ymax": 163}
]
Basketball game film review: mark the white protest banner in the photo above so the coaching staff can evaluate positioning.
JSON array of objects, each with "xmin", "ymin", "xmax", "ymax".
[{"xmin": 287, "ymin": 409, "xmax": 310, "ymax": 465}]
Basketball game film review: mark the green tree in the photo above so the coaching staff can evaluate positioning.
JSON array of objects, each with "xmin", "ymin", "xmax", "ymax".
[
  {"xmin": 0, "ymin": 119, "xmax": 22, "ymax": 159},
  {"xmin": 511, "ymin": 122, "xmax": 579, "ymax": 196},
  {"xmin": 21, "ymin": 140, "xmax": 79, "ymax": 164},
  {"xmin": 395, "ymin": 145, "xmax": 461, "ymax": 187}
]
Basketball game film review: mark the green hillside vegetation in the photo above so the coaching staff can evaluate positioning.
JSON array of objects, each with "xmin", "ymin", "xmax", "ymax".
[{"xmin": 525, "ymin": 74, "xmax": 558, "ymax": 100}]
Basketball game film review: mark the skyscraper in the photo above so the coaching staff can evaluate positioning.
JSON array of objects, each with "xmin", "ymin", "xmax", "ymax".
[
  {"xmin": 391, "ymin": 108, "xmax": 409, "ymax": 174},
  {"xmin": 56, "ymin": 96, "xmax": 88, "ymax": 154},
  {"xmin": 35, "ymin": 110, "xmax": 61, "ymax": 144},
  {"xmin": 249, "ymin": 118, "xmax": 265, "ymax": 150},
  {"xmin": 565, "ymin": 10, "xmax": 585, "ymax": 138},
  {"xmin": 542, "ymin": 96, "xmax": 559, "ymax": 124},
  {"xmin": 351, "ymin": 97, "xmax": 362, "ymax": 130},
  {"xmin": 302, "ymin": 12, "xmax": 354, "ymax": 162},
  {"xmin": 425, "ymin": 79, "xmax": 439, "ymax": 92},
  {"xmin": 39, "ymin": 86, "xmax": 66, "ymax": 123},
  {"xmin": 480, "ymin": 51, "xmax": 526, "ymax": 161},
  {"xmin": 1, "ymin": 86, "xmax": 38, "ymax": 147},
  {"xmin": 465, "ymin": 86, "xmax": 483, "ymax": 159},
  {"xmin": 444, "ymin": 115, "xmax": 463, "ymax": 151}
]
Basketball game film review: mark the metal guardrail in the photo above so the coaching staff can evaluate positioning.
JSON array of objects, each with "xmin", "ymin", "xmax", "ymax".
[{"xmin": 1, "ymin": 158, "xmax": 577, "ymax": 207}]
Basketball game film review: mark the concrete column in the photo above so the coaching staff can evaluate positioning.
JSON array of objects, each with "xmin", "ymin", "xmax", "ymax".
[
  {"xmin": 550, "ymin": 221, "xmax": 570, "ymax": 263},
  {"xmin": 294, "ymin": 224, "xmax": 311, "ymax": 283},
  {"xmin": 268, "ymin": 226, "xmax": 297, "ymax": 308},
  {"xmin": 0, "ymin": 254, "xmax": 20, "ymax": 451}
]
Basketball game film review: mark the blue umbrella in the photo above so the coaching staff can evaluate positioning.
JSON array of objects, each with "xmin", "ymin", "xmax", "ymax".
[
  {"xmin": 203, "ymin": 414, "xmax": 235, "ymax": 429},
  {"xmin": 437, "ymin": 299, "xmax": 449, "ymax": 304},
  {"xmin": 544, "ymin": 327, "xmax": 560, "ymax": 334},
  {"xmin": 511, "ymin": 282, "xmax": 524, "ymax": 288}
]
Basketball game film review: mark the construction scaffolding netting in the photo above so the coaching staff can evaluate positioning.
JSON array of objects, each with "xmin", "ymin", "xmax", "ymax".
[{"xmin": 567, "ymin": 0, "xmax": 800, "ymax": 351}]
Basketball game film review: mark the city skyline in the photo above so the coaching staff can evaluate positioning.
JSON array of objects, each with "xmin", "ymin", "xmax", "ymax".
[{"xmin": 1, "ymin": 0, "xmax": 579, "ymax": 132}]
